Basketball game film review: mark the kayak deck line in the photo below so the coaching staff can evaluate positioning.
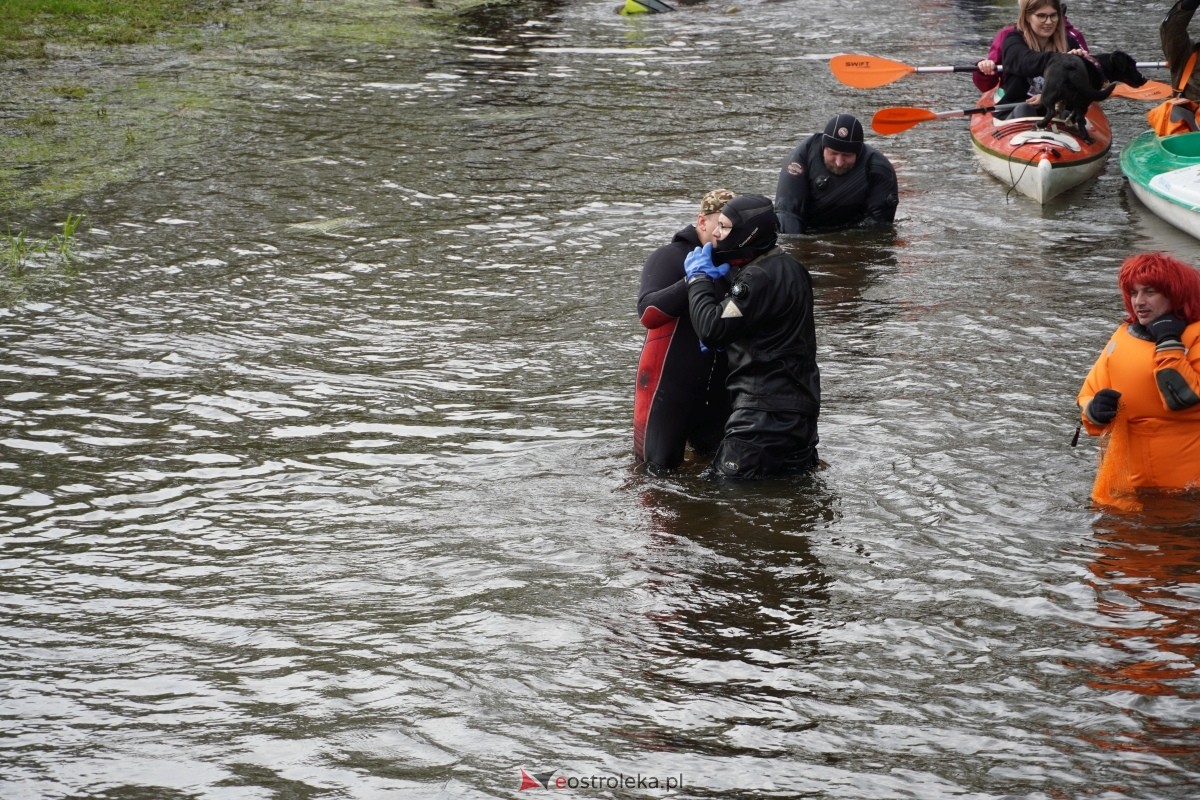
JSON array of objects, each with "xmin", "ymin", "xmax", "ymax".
[{"xmin": 968, "ymin": 90, "xmax": 1111, "ymax": 203}]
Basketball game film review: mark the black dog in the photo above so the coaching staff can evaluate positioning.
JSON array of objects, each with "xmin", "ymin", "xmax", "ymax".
[{"xmin": 1038, "ymin": 51, "xmax": 1148, "ymax": 141}]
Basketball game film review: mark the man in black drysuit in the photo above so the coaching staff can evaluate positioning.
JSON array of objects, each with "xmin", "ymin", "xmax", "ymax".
[
  {"xmin": 774, "ymin": 113, "xmax": 898, "ymax": 235},
  {"xmin": 684, "ymin": 194, "xmax": 821, "ymax": 479}
]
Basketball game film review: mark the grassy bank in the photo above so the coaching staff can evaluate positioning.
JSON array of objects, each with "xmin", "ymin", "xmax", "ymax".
[
  {"xmin": 1, "ymin": 0, "xmax": 277, "ymax": 226},
  {"xmin": 1, "ymin": 0, "xmax": 508, "ymax": 227},
  {"xmin": 1, "ymin": 0, "xmax": 513, "ymax": 300},
  {"xmin": 0, "ymin": 0, "xmax": 265, "ymax": 57}
]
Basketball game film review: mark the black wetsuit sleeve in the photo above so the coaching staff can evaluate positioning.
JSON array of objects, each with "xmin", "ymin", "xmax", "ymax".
[
  {"xmin": 1001, "ymin": 30, "xmax": 1056, "ymax": 81},
  {"xmin": 687, "ymin": 277, "xmax": 746, "ymax": 349},
  {"xmin": 998, "ymin": 31, "xmax": 1047, "ymax": 104},
  {"xmin": 636, "ymin": 241, "xmax": 688, "ymax": 322},
  {"xmin": 774, "ymin": 141, "xmax": 813, "ymax": 235},
  {"xmin": 862, "ymin": 153, "xmax": 899, "ymax": 227}
]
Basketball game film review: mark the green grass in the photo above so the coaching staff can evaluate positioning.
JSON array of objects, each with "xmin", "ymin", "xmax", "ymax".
[
  {"xmin": 2, "ymin": 213, "xmax": 86, "ymax": 303},
  {"xmin": 51, "ymin": 83, "xmax": 90, "ymax": 99},
  {"xmin": 0, "ymin": 0, "xmax": 258, "ymax": 51},
  {"xmin": 0, "ymin": 0, "xmax": 512, "ymax": 217},
  {"xmin": 3, "ymin": 229, "xmax": 33, "ymax": 278},
  {"xmin": 52, "ymin": 211, "xmax": 85, "ymax": 262}
]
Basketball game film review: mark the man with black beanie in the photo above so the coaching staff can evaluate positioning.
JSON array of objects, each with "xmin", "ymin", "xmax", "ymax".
[
  {"xmin": 684, "ymin": 194, "xmax": 821, "ymax": 479},
  {"xmin": 774, "ymin": 113, "xmax": 898, "ymax": 235}
]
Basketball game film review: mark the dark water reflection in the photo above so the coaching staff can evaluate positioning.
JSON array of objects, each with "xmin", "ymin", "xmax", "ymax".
[{"xmin": 3, "ymin": 0, "xmax": 1200, "ymax": 798}]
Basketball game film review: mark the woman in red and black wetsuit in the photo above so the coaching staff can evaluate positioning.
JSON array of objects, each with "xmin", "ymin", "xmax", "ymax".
[{"xmin": 633, "ymin": 190, "xmax": 735, "ymax": 471}]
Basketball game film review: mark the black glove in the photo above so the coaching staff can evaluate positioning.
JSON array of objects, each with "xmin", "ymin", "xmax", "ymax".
[
  {"xmin": 1182, "ymin": 0, "xmax": 1199, "ymax": 13},
  {"xmin": 1086, "ymin": 389, "xmax": 1121, "ymax": 425},
  {"xmin": 1147, "ymin": 313, "xmax": 1187, "ymax": 345}
]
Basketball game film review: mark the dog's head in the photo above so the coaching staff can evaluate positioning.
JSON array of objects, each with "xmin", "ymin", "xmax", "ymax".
[{"xmin": 1102, "ymin": 51, "xmax": 1148, "ymax": 88}]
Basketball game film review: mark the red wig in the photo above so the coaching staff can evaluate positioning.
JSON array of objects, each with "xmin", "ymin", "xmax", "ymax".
[{"xmin": 1117, "ymin": 252, "xmax": 1200, "ymax": 324}]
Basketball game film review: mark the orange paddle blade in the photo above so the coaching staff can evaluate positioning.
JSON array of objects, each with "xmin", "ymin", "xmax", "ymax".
[
  {"xmin": 871, "ymin": 107, "xmax": 940, "ymax": 135},
  {"xmin": 1111, "ymin": 80, "xmax": 1173, "ymax": 101},
  {"xmin": 830, "ymin": 53, "xmax": 915, "ymax": 89}
]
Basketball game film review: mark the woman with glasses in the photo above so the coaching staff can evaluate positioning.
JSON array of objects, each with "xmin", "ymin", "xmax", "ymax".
[
  {"xmin": 972, "ymin": 5, "xmax": 1087, "ymax": 93},
  {"xmin": 995, "ymin": 0, "xmax": 1089, "ymax": 118}
]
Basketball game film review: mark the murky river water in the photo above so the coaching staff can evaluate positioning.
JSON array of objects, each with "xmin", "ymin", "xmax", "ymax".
[{"xmin": 3, "ymin": 0, "xmax": 1200, "ymax": 797}]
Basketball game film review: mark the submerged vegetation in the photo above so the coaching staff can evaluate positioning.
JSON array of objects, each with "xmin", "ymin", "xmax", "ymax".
[
  {"xmin": 1, "ymin": 213, "xmax": 87, "ymax": 301},
  {"xmin": 4, "ymin": 213, "xmax": 86, "ymax": 273},
  {"xmin": 1, "ymin": 0, "xmax": 519, "ymax": 220},
  {"xmin": 1, "ymin": 1, "xmax": 274, "ymax": 219},
  {"xmin": 0, "ymin": 1, "xmax": 263, "ymax": 56}
]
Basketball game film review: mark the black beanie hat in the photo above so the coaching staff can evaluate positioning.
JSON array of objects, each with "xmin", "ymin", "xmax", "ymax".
[
  {"xmin": 821, "ymin": 113, "xmax": 864, "ymax": 155},
  {"xmin": 711, "ymin": 194, "xmax": 778, "ymax": 266}
]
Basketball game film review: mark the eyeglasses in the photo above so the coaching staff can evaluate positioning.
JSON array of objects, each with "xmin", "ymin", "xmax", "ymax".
[{"xmin": 1030, "ymin": 11, "xmax": 1059, "ymax": 22}]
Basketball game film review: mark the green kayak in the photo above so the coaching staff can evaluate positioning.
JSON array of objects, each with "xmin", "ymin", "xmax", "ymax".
[{"xmin": 1119, "ymin": 130, "xmax": 1200, "ymax": 242}]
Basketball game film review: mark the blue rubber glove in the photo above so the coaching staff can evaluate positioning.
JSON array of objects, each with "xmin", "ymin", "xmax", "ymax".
[{"xmin": 684, "ymin": 243, "xmax": 729, "ymax": 283}]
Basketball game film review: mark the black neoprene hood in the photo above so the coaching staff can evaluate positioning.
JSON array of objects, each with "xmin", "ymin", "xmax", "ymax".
[{"xmin": 711, "ymin": 194, "xmax": 778, "ymax": 265}]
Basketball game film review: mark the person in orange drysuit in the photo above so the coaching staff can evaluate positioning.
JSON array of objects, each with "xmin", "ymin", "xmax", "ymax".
[{"xmin": 1078, "ymin": 252, "xmax": 1200, "ymax": 508}]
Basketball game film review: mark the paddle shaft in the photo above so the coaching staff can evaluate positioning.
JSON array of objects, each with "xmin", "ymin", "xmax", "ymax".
[
  {"xmin": 932, "ymin": 102, "xmax": 1020, "ymax": 120},
  {"xmin": 874, "ymin": 65, "xmax": 1168, "ymax": 100},
  {"xmin": 960, "ymin": 62, "xmax": 1166, "ymax": 72},
  {"xmin": 871, "ymin": 103, "xmax": 1022, "ymax": 134},
  {"xmin": 831, "ymin": 53, "xmax": 1168, "ymax": 90}
]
